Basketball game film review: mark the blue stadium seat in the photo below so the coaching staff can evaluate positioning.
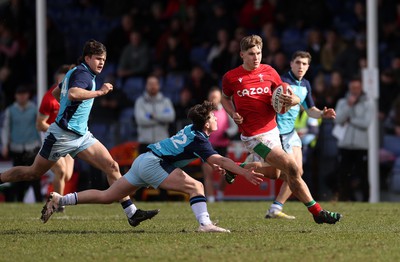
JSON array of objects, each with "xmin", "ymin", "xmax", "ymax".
[
  {"xmin": 162, "ymin": 73, "xmax": 185, "ymax": 104},
  {"xmin": 190, "ymin": 46, "xmax": 210, "ymax": 72},
  {"xmin": 118, "ymin": 108, "xmax": 137, "ymax": 142},
  {"xmin": 121, "ymin": 77, "xmax": 145, "ymax": 102}
]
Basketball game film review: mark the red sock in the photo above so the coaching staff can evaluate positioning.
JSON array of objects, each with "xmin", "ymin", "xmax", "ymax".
[{"xmin": 307, "ymin": 202, "xmax": 322, "ymax": 216}]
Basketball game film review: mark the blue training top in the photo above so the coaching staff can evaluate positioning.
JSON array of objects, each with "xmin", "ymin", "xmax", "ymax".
[
  {"xmin": 56, "ymin": 63, "xmax": 97, "ymax": 136},
  {"xmin": 148, "ymin": 124, "xmax": 218, "ymax": 168},
  {"xmin": 278, "ymin": 70, "xmax": 315, "ymax": 135}
]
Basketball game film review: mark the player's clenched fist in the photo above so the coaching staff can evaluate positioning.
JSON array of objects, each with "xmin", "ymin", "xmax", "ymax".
[{"xmin": 100, "ymin": 83, "xmax": 113, "ymax": 95}]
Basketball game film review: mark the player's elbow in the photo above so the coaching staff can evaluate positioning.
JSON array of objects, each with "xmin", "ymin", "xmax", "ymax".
[
  {"xmin": 68, "ymin": 92, "xmax": 78, "ymax": 101},
  {"xmin": 36, "ymin": 122, "xmax": 46, "ymax": 132}
]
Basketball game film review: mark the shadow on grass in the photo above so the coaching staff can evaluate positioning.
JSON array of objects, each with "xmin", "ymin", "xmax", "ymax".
[{"xmin": 0, "ymin": 228, "xmax": 198, "ymax": 235}]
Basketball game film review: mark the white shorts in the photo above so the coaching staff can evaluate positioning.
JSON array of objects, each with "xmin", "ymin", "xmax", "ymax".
[
  {"xmin": 241, "ymin": 127, "xmax": 282, "ymax": 162},
  {"xmin": 39, "ymin": 123, "xmax": 97, "ymax": 161},
  {"xmin": 124, "ymin": 152, "xmax": 176, "ymax": 188},
  {"xmin": 280, "ymin": 130, "xmax": 302, "ymax": 154}
]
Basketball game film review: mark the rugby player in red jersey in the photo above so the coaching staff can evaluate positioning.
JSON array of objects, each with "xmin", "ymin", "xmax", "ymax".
[{"xmin": 221, "ymin": 35, "xmax": 342, "ymax": 224}]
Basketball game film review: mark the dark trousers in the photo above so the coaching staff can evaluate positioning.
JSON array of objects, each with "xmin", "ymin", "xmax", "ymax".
[
  {"xmin": 337, "ymin": 148, "xmax": 369, "ymax": 202},
  {"xmin": 4, "ymin": 148, "xmax": 42, "ymax": 202}
]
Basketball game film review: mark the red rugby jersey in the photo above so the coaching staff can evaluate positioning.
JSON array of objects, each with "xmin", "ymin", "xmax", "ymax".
[
  {"xmin": 38, "ymin": 84, "xmax": 60, "ymax": 125},
  {"xmin": 222, "ymin": 64, "xmax": 282, "ymax": 136}
]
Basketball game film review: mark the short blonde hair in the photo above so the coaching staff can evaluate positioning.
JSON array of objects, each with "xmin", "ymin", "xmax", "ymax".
[{"xmin": 240, "ymin": 35, "xmax": 263, "ymax": 52}]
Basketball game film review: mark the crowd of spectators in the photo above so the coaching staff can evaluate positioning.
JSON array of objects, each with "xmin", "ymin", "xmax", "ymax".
[{"xmin": 1, "ymin": 0, "xmax": 400, "ymax": 200}]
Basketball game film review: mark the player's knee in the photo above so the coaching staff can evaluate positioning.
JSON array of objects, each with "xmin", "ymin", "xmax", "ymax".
[
  {"xmin": 286, "ymin": 163, "xmax": 299, "ymax": 178},
  {"xmin": 107, "ymin": 160, "xmax": 120, "ymax": 175}
]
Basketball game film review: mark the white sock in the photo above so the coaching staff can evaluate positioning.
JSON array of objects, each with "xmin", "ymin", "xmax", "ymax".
[
  {"xmin": 59, "ymin": 193, "xmax": 78, "ymax": 206},
  {"xmin": 270, "ymin": 203, "xmax": 283, "ymax": 213},
  {"xmin": 191, "ymin": 202, "xmax": 212, "ymax": 225},
  {"xmin": 124, "ymin": 204, "xmax": 137, "ymax": 218}
]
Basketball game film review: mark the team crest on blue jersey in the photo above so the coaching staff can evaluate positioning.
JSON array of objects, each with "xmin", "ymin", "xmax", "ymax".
[{"xmin": 52, "ymin": 152, "xmax": 61, "ymax": 158}]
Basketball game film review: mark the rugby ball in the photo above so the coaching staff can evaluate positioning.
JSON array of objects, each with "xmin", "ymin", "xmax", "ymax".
[{"xmin": 272, "ymin": 82, "xmax": 291, "ymax": 114}]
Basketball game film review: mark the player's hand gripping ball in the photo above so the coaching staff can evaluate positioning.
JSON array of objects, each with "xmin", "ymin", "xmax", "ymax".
[{"xmin": 272, "ymin": 82, "xmax": 292, "ymax": 114}]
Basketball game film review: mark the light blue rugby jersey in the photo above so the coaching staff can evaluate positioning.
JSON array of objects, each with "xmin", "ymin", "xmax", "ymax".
[
  {"xmin": 148, "ymin": 124, "xmax": 218, "ymax": 168},
  {"xmin": 56, "ymin": 63, "xmax": 96, "ymax": 135},
  {"xmin": 277, "ymin": 71, "xmax": 315, "ymax": 135}
]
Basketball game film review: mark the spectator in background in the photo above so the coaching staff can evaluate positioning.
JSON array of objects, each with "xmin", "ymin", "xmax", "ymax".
[
  {"xmin": 186, "ymin": 64, "xmax": 218, "ymax": 104},
  {"xmin": 174, "ymin": 87, "xmax": 196, "ymax": 133},
  {"xmin": 0, "ymin": 0, "xmax": 33, "ymax": 39},
  {"xmin": 271, "ymin": 51, "xmax": 288, "ymax": 75},
  {"xmin": 155, "ymin": 17, "xmax": 191, "ymax": 64},
  {"xmin": 134, "ymin": 75, "xmax": 176, "ymax": 201},
  {"xmin": 389, "ymin": 56, "xmax": 400, "ymax": 87},
  {"xmin": 159, "ymin": 34, "xmax": 190, "ymax": 74},
  {"xmin": 134, "ymin": 75, "xmax": 176, "ymax": 154},
  {"xmin": 238, "ymin": 0, "xmax": 275, "ymax": 32},
  {"xmin": 117, "ymin": 30, "xmax": 150, "ymax": 80},
  {"xmin": 142, "ymin": 2, "xmax": 167, "ymax": 47},
  {"xmin": 379, "ymin": 69, "xmax": 398, "ymax": 121},
  {"xmin": 325, "ymin": 70, "xmax": 347, "ymax": 109},
  {"xmin": 200, "ymin": 1, "xmax": 236, "ymax": 44},
  {"xmin": 211, "ymin": 39, "xmax": 242, "ymax": 78},
  {"xmin": 0, "ymin": 22, "xmax": 22, "ymax": 108},
  {"xmin": 305, "ymin": 28, "xmax": 323, "ymax": 79},
  {"xmin": 320, "ymin": 29, "xmax": 346, "ymax": 73},
  {"xmin": 202, "ymin": 87, "xmax": 238, "ymax": 202},
  {"xmin": 384, "ymin": 95, "xmax": 400, "ymax": 136},
  {"xmin": 333, "ymin": 76, "xmax": 373, "ymax": 201},
  {"xmin": 259, "ymin": 22, "xmax": 278, "ymax": 43},
  {"xmin": 46, "ymin": 16, "xmax": 66, "ymax": 86},
  {"xmin": 207, "ymin": 28, "xmax": 230, "ymax": 65},
  {"xmin": 1, "ymin": 85, "xmax": 42, "ymax": 202},
  {"xmin": 105, "ymin": 13, "xmax": 135, "ymax": 66},
  {"xmin": 333, "ymin": 33, "xmax": 367, "ymax": 81},
  {"xmin": 310, "ymin": 72, "xmax": 329, "ymax": 110},
  {"xmin": 262, "ymin": 35, "xmax": 283, "ymax": 66},
  {"xmin": 36, "ymin": 64, "xmax": 75, "ymax": 211}
]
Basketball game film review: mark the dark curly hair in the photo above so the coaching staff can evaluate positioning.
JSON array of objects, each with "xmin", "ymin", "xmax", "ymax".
[
  {"xmin": 77, "ymin": 39, "xmax": 106, "ymax": 64},
  {"xmin": 187, "ymin": 100, "xmax": 217, "ymax": 130}
]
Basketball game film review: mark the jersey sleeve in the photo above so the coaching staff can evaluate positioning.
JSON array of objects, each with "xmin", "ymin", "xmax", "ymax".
[
  {"xmin": 38, "ymin": 95, "xmax": 51, "ymax": 116},
  {"xmin": 302, "ymin": 80, "xmax": 315, "ymax": 109},
  {"xmin": 188, "ymin": 135, "xmax": 218, "ymax": 162},
  {"xmin": 69, "ymin": 70, "xmax": 91, "ymax": 90},
  {"xmin": 270, "ymin": 67, "xmax": 283, "ymax": 90},
  {"xmin": 222, "ymin": 72, "xmax": 234, "ymax": 97}
]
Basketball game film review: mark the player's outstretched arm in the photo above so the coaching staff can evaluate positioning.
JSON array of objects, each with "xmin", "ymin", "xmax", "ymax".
[
  {"xmin": 207, "ymin": 154, "xmax": 264, "ymax": 185},
  {"xmin": 307, "ymin": 106, "xmax": 336, "ymax": 119}
]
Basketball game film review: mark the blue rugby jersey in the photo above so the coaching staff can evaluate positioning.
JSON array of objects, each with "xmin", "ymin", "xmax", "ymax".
[
  {"xmin": 277, "ymin": 71, "xmax": 315, "ymax": 135},
  {"xmin": 148, "ymin": 124, "xmax": 218, "ymax": 168},
  {"xmin": 56, "ymin": 63, "xmax": 96, "ymax": 135}
]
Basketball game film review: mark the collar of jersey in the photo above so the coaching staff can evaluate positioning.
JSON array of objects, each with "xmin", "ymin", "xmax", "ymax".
[
  {"xmin": 288, "ymin": 70, "xmax": 302, "ymax": 85},
  {"xmin": 81, "ymin": 62, "xmax": 96, "ymax": 77}
]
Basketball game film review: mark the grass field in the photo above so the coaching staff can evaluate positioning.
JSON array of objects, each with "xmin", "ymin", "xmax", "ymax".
[{"xmin": 1, "ymin": 201, "xmax": 399, "ymax": 262}]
